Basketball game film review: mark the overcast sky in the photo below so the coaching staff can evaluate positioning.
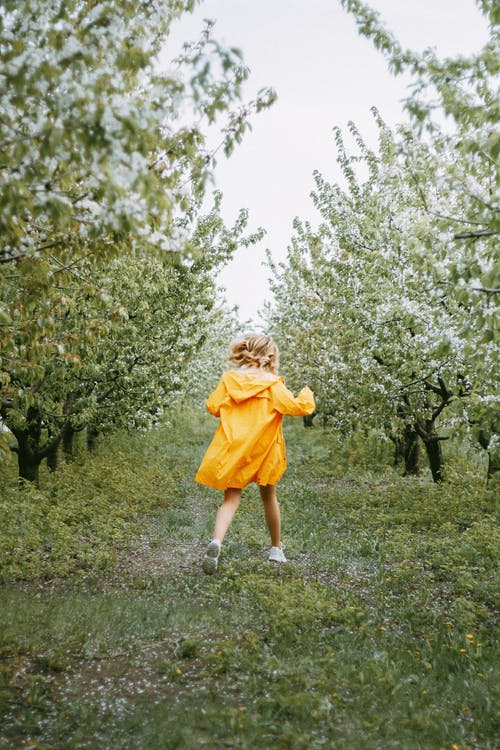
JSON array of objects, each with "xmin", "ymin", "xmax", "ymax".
[{"xmin": 168, "ymin": 0, "xmax": 490, "ymax": 325}]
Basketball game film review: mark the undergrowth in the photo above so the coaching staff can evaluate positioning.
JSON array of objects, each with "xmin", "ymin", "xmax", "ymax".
[
  {"xmin": 0, "ymin": 428, "xmax": 178, "ymax": 581},
  {"xmin": 0, "ymin": 405, "xmax": 498, "ymax": 750}
]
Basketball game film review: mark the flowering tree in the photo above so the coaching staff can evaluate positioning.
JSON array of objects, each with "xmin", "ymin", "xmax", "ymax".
[
  {"xmin": 79, "ymin": 200, "xmax": 261, "ymax": 444},
  {"xmin": 269, "ymin": 113, "xmax": 497, "ymax": 481},
  {"xmin": 337, "ymin": 0, "xmax": 499, "ymax": 476},
  {"xmin": 1, "ymin": 190, "xmax": 261, "ymax": 481},
  {"xmin": 0, "ymin": 0, "xmax": 274, "ymax": 479},
  {"xmin": 269, "ymin": 0, "xmax": 498, "ymax": 482},
  {"xmin": 338, "ymin": 0, "xmax": 498, "ymax": 319},
  {"xmin": 0, "ymin": 0, "xmax": 274, "ymax": 263}
]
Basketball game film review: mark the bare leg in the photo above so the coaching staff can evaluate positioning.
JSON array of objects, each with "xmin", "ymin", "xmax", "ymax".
[
  {"xmin": 213, "ymin": 487, "xmax": 241, "ymax": 543},
  {"xmin": 259, "ymin": 484, "xmax": 281, "ymax": 547}
]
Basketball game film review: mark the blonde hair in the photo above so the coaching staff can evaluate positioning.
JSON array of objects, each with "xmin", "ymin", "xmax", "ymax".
[{"xmin": 228, "ymin": 333, "xmax": 279, "ymax": 374}]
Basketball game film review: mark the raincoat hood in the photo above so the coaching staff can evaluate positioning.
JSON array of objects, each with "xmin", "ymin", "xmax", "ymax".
[{"xmin": 222, "ymin": 370, "xmax": 280, "ymax": 404}]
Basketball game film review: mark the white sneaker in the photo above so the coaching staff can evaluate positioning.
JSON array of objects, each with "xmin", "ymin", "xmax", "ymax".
[
  {"xmin": 202, "ymin": 540, "xmax": 221, "ymax": 574},
  {"xmin": 268, "ymin": 546, "xmax": 287, "ymax": 563}
]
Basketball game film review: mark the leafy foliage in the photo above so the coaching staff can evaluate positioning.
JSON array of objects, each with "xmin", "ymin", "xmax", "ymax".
[
  {"xmin": 0, "ymin": 426, "xmax": 176, "ymax": 581},
  {"xmin": 0, "ymin": 198, "xmax": 259, "ymax": 479},
  {"xmin": 338, "ymin": 0, "xmax": 499, "ymax": 321},
  {"xmin": 0, "ymin": 0, "xmax": 273, "ymax": 477},
  {"xmin": 268, "ymin": 1, "xmax": 499, "ymax": 480},
  {"xmin": 0, "ymin": 0, "xmax": 273, "ymax": 263}
]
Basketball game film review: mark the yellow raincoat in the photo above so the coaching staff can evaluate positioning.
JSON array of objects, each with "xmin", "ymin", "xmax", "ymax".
[{"xmin": 195, "ymin": 370, "xmax": 315, "ymax": 490}]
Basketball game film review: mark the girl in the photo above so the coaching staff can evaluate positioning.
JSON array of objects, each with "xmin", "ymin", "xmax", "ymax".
[{"xmin": 195, "ymin": 333, "xmax": 315, "ymax": 574}]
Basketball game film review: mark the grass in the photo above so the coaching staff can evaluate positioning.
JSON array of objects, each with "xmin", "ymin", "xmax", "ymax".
[{"xmin": 0, "ymin": 405, "xmax": 498, "ymax": 749}]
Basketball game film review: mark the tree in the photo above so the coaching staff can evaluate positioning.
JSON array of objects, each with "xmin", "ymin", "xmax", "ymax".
[
  {"xmin": 0, "ymin": 0, "xmax": 274, "ymax": 264},
  {"xmin": 1, "ymin": 195, "xmax": 262, "ymax": 481},
  {"xmin": 337, "ymin": 0, "xmax": 499, "ymax": 476},
  {"xmin": 0, "ymin": 0, "xmax": 275, "ymax": 478},
  {"xmin": 81, "ymin": 198, "xmax": 262, "ymax": 441},
  {"xmin": 268, "ymin": 1, "xmax": 498, "ymax": 482},
  {"xmin": 268, "ymin": 111, "xmax": 496, "ymax": 482}
]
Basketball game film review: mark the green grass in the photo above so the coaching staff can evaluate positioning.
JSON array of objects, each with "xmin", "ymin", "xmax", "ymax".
[
  {"xmin": 0, "ymin": 407, "xmax": 498, "ymax": 749},
  {"xmin": 0, "ymin": 424, "xmax": 183, "ymax": 581}
]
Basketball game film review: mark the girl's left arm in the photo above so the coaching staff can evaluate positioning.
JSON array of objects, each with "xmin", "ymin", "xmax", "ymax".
[
  {"xmin": 205, "ymin": 379, "xmax": 227, "ymax": 417},
  {"xmin": 271, "ymin": 381, "xmax": 315, "ymax": 416}
]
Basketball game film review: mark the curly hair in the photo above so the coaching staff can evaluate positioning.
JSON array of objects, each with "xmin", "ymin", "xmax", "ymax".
[{"xmin": 228, "ymin": 333, "xmax": 279, "ymax": 374}]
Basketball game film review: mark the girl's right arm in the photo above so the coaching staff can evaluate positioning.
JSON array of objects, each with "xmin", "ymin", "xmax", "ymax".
[
  {"xmin": 271, "ymin": 381, "xmax": 315, "ymax": 417},
  {"xmin": 205, "ymin": 379, "xmax": 227, "ymax": 417}
]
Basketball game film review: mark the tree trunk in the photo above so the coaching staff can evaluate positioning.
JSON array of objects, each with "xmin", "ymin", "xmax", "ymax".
[
  {"xmin": 62, "ymin": 423, "xmax": 75, "ymax": 457},
  {"xmin": 390, "ymin": 427, "xmax": 420, "ymax": 476},
  {"xmin": 14, "ymin": 410, "xmax": 43, "ymax": 484},
  {"xmin": 477, "ymin": 428, "xmax": 499, "ymax": 485},
  {"xmin": 403, "ymin": 427, "xmax": 420, "ymax": 476},
  {"xmin": 17, "ymin": 444, "xmax": 41, "ymax": 484},
  {"xmin": 415, "ymin": 412, "xmax": 446, "ymax": 484},
  {"xmin": 487, "ymin": 453, "xmax": 500, "ymax": 482},
  {"xmin": 86, "ymin": 424, "xmax": 100, "ymax": 452},
  {"xmin": 303, "ymin": 411, "xmax": 316, "ymax": 428},
  {"xmin": 46, "ymin": 439, "xmax": 63, "ymax": 472},
  {"xmin": 391, "ymin": 432, "xmax": 405, "ymax": 466},
  {"xmin": 10, "ymin": 407, "xmax": 63, "ymax": 483},
  {"xmin": 423, "ymin": 437, "xmax": 444, "ymax": 483}
]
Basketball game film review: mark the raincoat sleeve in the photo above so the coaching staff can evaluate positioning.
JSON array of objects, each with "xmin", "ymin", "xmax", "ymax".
[
  {"xmin": 271, "ymin": 380, "xmax": 315, "ymax": 416},
  {"xmin": 205, "ymin": 379, "xmax": 228, "ymax": 417}
]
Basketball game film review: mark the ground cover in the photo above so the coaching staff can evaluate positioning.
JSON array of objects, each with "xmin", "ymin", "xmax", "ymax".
[{"xmin": 0, "ymin": 408, "xmax": 498, "ymax": 749}]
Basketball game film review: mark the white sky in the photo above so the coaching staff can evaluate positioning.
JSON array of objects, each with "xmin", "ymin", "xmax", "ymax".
[{"xmin": 168, "ymin": 0, "xmax": 490, "ymax": 325}]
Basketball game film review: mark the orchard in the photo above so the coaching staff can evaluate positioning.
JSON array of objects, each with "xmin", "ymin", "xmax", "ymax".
[{"xmin": 0, "ymin": 2, "xmax": 498, "ymax": 749}]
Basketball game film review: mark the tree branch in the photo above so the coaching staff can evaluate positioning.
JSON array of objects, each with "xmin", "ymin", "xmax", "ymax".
[{"xmin": 454, "ymin": 229, "xmax": 496, "ymax": 240}]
